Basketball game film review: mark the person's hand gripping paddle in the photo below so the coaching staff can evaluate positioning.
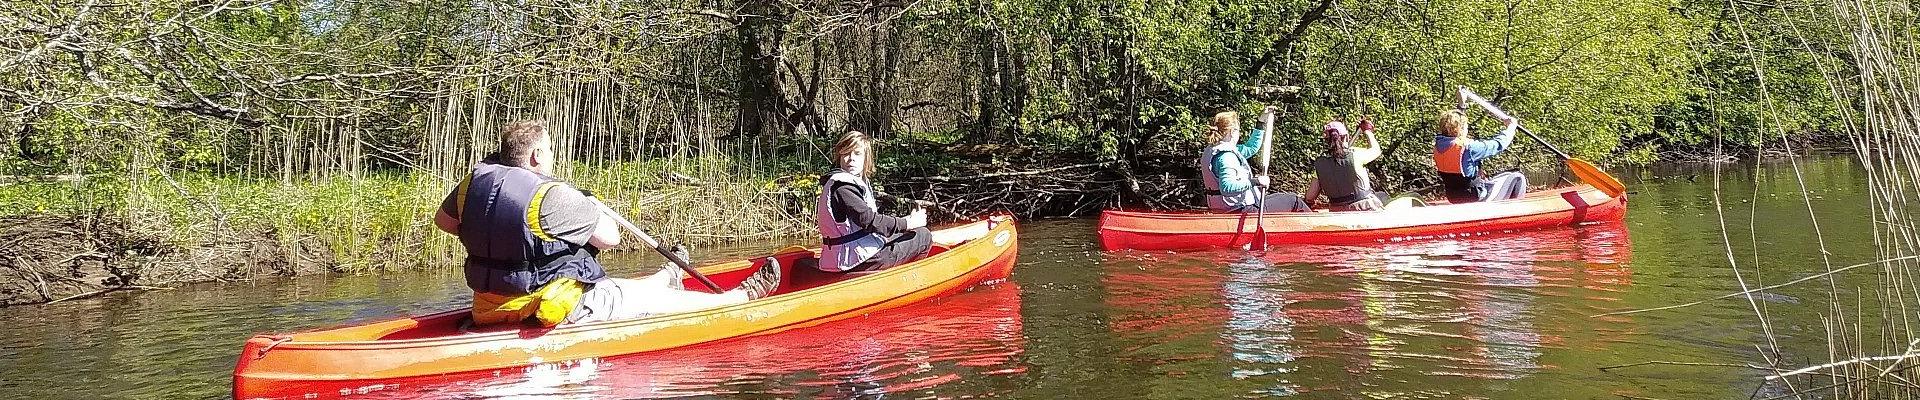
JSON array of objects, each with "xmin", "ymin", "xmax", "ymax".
[{"xmin": 582, "ymin": 195, "xmax": 722, "ymax": 291}]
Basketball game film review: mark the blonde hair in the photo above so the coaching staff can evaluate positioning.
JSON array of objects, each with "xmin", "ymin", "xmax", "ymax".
[
  {"xmin": 1437, "ymin": 110, "xmax": 1469, "ymax": 138},
  {"xmin": 1208, "ymin": 111, "xmax": 1241, "ymax": 143},
  {"xmin": 833, "ymin": 131, "xmax": 875, "ymax": 176}
]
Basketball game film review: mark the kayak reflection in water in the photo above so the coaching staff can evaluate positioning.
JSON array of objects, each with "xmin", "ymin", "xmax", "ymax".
[
  {"xmin": 431, "ymin": 120, "xmax": 781, "ymax": 327},
  {"xmin": 812, "ymin": 131, "xmax": 984, "ymax": 273},
  {"xmin": 1200, "ymin": 107, "xmax": 1311, "ymax": 213},
  {"xmin": 1301, "ymin": 118, "xmax": 1391, "ymax": 211}
]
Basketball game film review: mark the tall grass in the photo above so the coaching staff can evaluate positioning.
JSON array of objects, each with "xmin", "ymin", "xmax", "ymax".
[
  {"xmin": 1600, "ymin": 0, "xmax": 1920, "ymax": 397},
  {"xmin": 0, "ymin": 157, "xmax": 812, "ymax": 274}
]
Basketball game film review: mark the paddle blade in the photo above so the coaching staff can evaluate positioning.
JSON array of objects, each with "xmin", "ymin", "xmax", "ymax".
[
  {"xmin": 1382, "ymin": 196, "xmax": 1425, "ymax": 210},
  {"xmin": 1566, "ymin": 158, "xmax": 1627, "ymax": 198}
]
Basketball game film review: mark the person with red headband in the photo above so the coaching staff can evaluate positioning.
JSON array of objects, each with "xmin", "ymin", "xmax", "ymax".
[{"xmin": 1303, "ymin": 117, "xmax": 1390, "ymax": 211}]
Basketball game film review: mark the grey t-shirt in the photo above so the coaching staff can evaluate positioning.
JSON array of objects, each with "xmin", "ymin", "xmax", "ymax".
[{"xmin": 440, "ymin": 181, "xmax": 603, "ymax": 247}]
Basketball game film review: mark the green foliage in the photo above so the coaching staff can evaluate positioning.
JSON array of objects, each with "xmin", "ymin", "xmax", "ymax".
[
  {"xmin": 0, "ymin": 0, "xmax": 1858, "ymax": 177},
  {"xmin": 1656, "ymin": 2, "xmax": 1844, "ymax": 151},
  {"xmin": 954, "ymin": 0, "xmax": 1759, "ymax": 188},
  {"xmin": 0, "ymin": 0, "xmax": 1870, "ymax": 259}
]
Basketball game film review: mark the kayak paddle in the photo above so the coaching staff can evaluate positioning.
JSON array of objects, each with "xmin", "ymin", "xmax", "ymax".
[
  {"xmin": 1456, "ymin": 86, "xmax": 1628, "ymax": 198},
  {"xmin": 1253, "ymin": 106, "xmax": 1277, "ymax": 251},
  {"xmin": 584, "ymin": 196, "xmax": 724, "ymax": 292}
]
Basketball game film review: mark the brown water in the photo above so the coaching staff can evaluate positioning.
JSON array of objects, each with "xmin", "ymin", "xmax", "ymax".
[{"xmin": 0, "ymin": 155, "xmax": 1883, "ymax": 399}]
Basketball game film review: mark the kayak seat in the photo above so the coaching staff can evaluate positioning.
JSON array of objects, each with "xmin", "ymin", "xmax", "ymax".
[{"xmin": 783, "ymin": 264, "xmax": 883, "ymax": 292}]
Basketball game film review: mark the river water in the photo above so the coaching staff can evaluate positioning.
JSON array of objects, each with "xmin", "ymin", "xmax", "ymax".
[{"xmin": 0, "ymin": 155, "xmax": 1888, "ymax": 399}]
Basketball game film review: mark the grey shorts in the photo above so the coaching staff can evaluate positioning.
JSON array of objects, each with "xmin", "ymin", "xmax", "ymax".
[{"xmin": 848, "ymin": 227, "xmax": 933, "ymax": 272}]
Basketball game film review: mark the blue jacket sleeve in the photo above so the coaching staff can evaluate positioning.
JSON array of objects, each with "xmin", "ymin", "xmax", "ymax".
[{"xmin": 1464, "ymin": 125, "xmax": 1518, "ymax": 163}]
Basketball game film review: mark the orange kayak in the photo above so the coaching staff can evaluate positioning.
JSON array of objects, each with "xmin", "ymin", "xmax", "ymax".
[
  {"xmin": 1098, "ymin": 185, "xmax": 1625, "ymax": 251},
  {"xmin": 233, "ymin": 216, "xmax": 1019, "ymax": 399}
]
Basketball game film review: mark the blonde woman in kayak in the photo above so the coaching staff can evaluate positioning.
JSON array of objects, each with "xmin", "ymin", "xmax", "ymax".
[
  {"xmin": 1303, "ymin": 118, "xmax": 1390, "ymax": 211},
  {"xmin": 1434, "ymin": 109, "xmax": 1527, "ymax": 203},
  {"xmin": 1199, "ymin": 108, "xmax": 1309, "ymax": 213}
]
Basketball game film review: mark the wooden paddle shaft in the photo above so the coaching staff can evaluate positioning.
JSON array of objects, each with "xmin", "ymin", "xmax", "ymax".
[
  {"xmin": 1255, "ymin": 107, "xmax": 1275, "ymax": 251},
  {"xmin": 586, "ymin": 197, "xmax": 722, "ymax": 291}
]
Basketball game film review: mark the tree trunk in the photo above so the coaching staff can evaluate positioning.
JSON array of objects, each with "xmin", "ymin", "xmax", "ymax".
[
  {"xmin": 971, "ymin": 3, "xmax": 1024, "ymax": 144},
  {"xmin": 735, "ymin": 0, "xmax": 788, "ymax": 139},
  {"xmin": 848, "ymin": 20, "xmax": 902, "ymax": 138}
]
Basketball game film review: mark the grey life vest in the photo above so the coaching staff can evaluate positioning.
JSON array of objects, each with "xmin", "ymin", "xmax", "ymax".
[
  {"xmin": 454, "ymin": 162, "xmax": 607, "ymax": 296},
  {"xmin": 1199, "ymin": 142, "xmax": 1259, "ymax": 211},
  {"xmin": 815, "ymin": 170, "xmax": 885, "ymax": 271},
  {"xmin": 1312, "ymin": 154, "xmax": 1375, "ymax": 206}
]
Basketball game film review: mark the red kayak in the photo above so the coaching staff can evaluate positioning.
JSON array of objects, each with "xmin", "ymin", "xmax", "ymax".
[{"xmin": 1097, "ymin": 185, "xmax": 1625, "ymax": 251}]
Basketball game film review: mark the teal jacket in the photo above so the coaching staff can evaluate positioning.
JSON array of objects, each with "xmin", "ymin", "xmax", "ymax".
[{"xmin": 1209, "ymin": 128, "xmax": 1266, "ymax": 194}]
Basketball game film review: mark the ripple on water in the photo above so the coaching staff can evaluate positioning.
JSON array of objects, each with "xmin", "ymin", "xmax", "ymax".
[{"xmin": 1088, "ymin": 221, "xmax": 1654, "ymax": 396}]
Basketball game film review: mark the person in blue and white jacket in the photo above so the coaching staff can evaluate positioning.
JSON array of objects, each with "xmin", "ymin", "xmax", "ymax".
[{"xmin": 1433, "ymin": 109, "xmax": 1526, "ymax": 203}]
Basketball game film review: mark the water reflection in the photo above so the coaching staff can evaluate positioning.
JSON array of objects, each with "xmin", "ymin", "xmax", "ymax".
[
  {"xmin": 315, "ymin": 283, "xmax": 1026, "ymax": 399},
  {"xmin": 0, "ymin": 158, "xmax": 1893, "ymax": 400},
  {"xmin": 1102, "ymin": 222, "xmax": 1634, "ymax": 397}
]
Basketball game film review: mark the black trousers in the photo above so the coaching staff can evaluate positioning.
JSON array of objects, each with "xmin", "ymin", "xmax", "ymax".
[{"xmin": 846, "ymin": 227, "xmax": 933, "ymax": 272}]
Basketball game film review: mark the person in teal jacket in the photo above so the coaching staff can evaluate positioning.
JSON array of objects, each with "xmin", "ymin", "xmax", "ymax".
[{"xmin": 1198, "ymin": 107, "xmax": 1309, "ymax": 213}]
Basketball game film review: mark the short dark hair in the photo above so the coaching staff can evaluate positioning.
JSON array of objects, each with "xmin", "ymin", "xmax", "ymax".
[{"xmin": 498, "ymin": 120, "xmax": 549, "ymax": 166}]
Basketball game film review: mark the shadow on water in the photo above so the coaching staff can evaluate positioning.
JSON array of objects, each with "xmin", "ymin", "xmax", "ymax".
[{"xmin": 0, "ymin": 155, "xmax": 1885, "ymax": 399}]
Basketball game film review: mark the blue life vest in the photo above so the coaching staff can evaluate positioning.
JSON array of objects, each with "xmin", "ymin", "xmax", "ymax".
[{"xmin": 453, "ymin": 162, "xmax": 608, "ymax": 296}]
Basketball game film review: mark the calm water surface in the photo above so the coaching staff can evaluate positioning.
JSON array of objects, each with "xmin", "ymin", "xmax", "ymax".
[{"xmin": 0, "ymin": 156, "xmax": 1882, "ymax": 399}]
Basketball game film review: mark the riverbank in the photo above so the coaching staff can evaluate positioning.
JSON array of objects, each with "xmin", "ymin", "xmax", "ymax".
[
  {"xmin": 0, "ymin": 140, "xmax": 1850, "ymax": 307},
  {"xmin": 0, "ymin": 158, "xmax": 814, "ymax": 306}
]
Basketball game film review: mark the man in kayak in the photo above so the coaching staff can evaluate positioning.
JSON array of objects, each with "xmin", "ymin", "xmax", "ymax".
[
  {"xmin": 433, "ymin": 120, "xmax": 780, "ymax": 327},
  {"xmin": 1303, "ymin": 118, "xmax": 1390, "ymax": 211},
  {"xmin": 1201, "ymin": 107, "xmax": 1310, "ymax": 213},
  {"xmin": 1434, "ymin": 109, "xmax": 1527, "ymax": 203}
]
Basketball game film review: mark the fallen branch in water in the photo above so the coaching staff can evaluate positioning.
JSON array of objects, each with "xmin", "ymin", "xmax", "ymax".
[
  {"xmin": 1597, "ymin": 360, "xmax": 1759, "ymax": 371},
  {"xmin": 1589, "ymin": 255, "xmax": 1920, "ymax": 318},
  {"xmin": 900, "ymin": 161, "xmax": 1117, "ymax": 182},
  {"xmin": 45, "ymin": 285, "xmax": 171, "ymax": 305},
  {"xmin": 1765, "ymin": 340, "xmax": 1920, "ymax": 381},
  {"xmin": 896, "ymin": 162, "xmax": 1126, "ymax": 220}
]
